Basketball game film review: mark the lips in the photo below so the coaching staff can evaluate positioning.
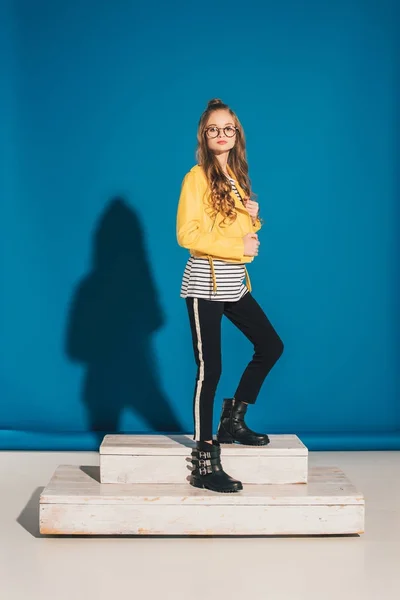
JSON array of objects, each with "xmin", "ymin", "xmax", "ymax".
[{"xmin": 217, "ymin": 141, "xmax": 227, "ymax": 145}]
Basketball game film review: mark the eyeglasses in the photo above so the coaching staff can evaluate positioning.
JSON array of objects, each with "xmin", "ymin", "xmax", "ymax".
[{"xmin": 204, "ymin": 126, "xmax": 238, "ymax": 139}]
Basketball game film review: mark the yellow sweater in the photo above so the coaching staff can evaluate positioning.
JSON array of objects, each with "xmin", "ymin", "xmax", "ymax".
[{"xmin": 176, "ymin": 163, "xmax": 262, "ymax": 293}]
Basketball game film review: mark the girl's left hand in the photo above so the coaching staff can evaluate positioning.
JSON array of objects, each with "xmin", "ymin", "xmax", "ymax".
[{"xmin": 243, "ymin": 197, "xmax": 259, "ymax": 220}]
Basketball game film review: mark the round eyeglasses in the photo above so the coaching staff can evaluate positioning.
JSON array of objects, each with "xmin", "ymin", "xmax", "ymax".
[{"xmin": 204, "ymin": 126, "xmax": 238, "ymax": 139}]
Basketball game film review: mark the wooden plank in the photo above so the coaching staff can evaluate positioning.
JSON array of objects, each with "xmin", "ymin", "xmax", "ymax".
[
  {"xmin": 99, "ymin": 434, "xmax": 308, "ymax": 484},
  {"xmin": 100, "ymin": 454, "xmax": 308, "ymax": 484},
  {"xmin": 40, "ymin": 465, "xmax": 364, "ymax": 506},
  {"xmin": 39, "ymin": 464, "xmax": 365, "ymax": 535},
  {"xmin": 99, "ymin": 434, "xmax": 308, "ymax": 456},
  {"xmin": 40, "ymin": 503, "xmax": 365, "ymax": 536}
]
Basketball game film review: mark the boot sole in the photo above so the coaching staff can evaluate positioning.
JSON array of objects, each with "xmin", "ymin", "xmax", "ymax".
[
  {"xmin": 189, "ymin": 476, "xmax": 243, "ymax": 493},
  {"xmin": 217, "ymin": 435, "xmax": 270, "ymax": 446}
]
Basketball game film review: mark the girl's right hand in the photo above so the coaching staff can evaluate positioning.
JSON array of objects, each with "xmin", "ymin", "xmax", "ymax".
[{"xmin": 243, "ymin": 233, "xmax": 260, "ymax": 256}]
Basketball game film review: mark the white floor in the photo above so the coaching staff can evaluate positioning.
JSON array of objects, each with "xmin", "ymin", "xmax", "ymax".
[{"xmin": 1, "ymin": 449, "xmax": 399, "ymax": 600}]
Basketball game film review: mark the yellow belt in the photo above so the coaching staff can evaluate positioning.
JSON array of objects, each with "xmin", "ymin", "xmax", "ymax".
[
  {"xmin": 207, "ymin": 256, "xmax": 252, "ymax": 295},
  {"xmin": 245, "ymin": 266, "xmax": 252, "ymax": 292}
]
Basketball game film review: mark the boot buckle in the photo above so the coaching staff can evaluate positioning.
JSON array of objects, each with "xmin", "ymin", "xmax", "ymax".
[{"xmin": 196, "ymin": 457, "xmax": 209, "ymax": 476}]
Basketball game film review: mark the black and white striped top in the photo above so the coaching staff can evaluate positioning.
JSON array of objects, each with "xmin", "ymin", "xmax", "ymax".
[{"xmin": 180, "ymin": 177, "xmax": 249, "ymax": 302}]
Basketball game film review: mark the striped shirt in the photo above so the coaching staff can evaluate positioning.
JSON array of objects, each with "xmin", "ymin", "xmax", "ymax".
[{"xmin": 180, "ymin": 177, "xmax": 249, "ymax": 302}]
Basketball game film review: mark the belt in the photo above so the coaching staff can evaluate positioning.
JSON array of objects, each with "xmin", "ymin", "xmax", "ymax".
[{"xmin": 207, "ymin": 255, "xmax": 252, "ymax": 295}]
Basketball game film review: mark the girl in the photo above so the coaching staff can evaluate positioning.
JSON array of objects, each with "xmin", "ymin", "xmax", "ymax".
[{"xmin": 176, "ymin": 98, "xmax": 284, "ymax": 493}]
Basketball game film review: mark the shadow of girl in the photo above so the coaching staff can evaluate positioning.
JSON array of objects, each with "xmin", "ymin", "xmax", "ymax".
[{"xmin": 65, "ymin": 197, "xmax": 183, "ymax": 446}]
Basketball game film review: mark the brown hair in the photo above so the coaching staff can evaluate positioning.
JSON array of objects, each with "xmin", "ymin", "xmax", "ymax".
[{"xmin": 195, "ymin": 98, "xmax": 258, "ymax": 226}]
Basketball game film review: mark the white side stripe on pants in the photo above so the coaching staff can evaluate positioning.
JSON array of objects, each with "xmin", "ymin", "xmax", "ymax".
[{"xmin": 193, "ymin": 298, "xmax": 205, "ymax": 440}]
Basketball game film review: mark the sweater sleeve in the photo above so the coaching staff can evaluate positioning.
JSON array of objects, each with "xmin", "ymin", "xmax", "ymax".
[{"xmin": 176, "ymin": 170, "xmax": 245, "ymax": 261}]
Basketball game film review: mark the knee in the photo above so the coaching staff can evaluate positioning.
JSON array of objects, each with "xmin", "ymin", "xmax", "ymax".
[
  {"xmin": 257, "ymin": 335, "xmax": 284, "ymax": 367},
  {"xmin": 271, "ymin": 336, "xmax": 284, "ymax": 362},
  {"xmin": 275, "ymin": 337, "xmax": 284, "ymax": 360}
]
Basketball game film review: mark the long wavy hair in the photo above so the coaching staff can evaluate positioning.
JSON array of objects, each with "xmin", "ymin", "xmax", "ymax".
[{"xmin": 196, "ymin": 98, "xmax": 258, "ymax": 226}]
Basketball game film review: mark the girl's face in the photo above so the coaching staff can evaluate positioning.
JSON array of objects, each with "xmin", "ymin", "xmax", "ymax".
[{"xmin": 205, "ymin": 109, "xmax": 237, "ymax": 156}]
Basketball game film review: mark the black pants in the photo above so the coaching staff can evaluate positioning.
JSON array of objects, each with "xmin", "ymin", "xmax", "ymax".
[{"xmin": 185, "ymin": 292, "xmax": 284, "ymax": 441}]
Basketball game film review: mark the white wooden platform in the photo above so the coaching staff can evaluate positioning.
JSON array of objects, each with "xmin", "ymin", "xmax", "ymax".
[
  {"xmin": 39, "ymin": 464, "xmax": 365, "ymax": 536},
  {"xmin": 99, "ymin": 434, "xmax": 308, "ymax": 485}
]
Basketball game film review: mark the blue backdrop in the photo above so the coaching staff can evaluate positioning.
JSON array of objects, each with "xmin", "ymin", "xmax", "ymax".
[{"xmin": 1, "ymin": 0, "xmax": 399, "ymax": 450}]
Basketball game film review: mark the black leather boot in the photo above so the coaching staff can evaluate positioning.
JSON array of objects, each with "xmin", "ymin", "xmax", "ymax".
[
  {"xmin": 189, "ymin": 439, "xmax": 243, "ymax": 493},
  {"xmin": 216, "ymin": 397, "xmax": 270, "ymax": 445}
]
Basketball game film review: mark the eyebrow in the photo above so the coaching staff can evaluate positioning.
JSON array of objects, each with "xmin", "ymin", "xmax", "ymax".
[{"xmin": 206, "ymin": 122, "xmax": 235, "ymax": 127}]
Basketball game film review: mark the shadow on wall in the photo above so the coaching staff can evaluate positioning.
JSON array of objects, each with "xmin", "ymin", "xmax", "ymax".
[{"xmin": 64, "ymin": 197, "xmax": 184, "ymax": 446}]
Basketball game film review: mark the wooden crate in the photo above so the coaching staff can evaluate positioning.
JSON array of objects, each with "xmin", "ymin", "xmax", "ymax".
[
  {"xmin": 99, "ymin": 434, "xmax": 308, "ymax": 485},
  {"xmin": 39, "ymin": 464, "xmax": 364, "ymax": 536}
]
